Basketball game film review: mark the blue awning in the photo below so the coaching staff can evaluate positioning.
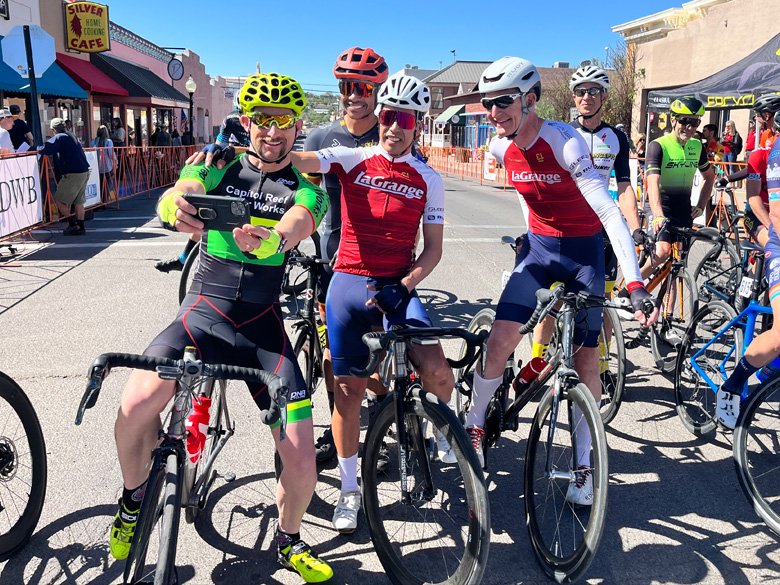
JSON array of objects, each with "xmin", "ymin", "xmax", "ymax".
[{"xmin": 0, "ymin": 35, "xmax": 87, "ymax": 99}]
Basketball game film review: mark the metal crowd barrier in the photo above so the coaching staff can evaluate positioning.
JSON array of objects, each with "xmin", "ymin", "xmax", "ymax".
[{"xmin": 0, "ymin": 144, "xmax": 199, "ymax": 242}]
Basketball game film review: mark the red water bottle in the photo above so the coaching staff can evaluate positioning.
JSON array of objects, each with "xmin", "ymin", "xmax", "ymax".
[
  {"xmin": 185, "ymin": 395, "xmax": 211, "ymax": 464},
  {"xmin": 512, "ymin": 357, "xmax": 547, "ymax": 400}
]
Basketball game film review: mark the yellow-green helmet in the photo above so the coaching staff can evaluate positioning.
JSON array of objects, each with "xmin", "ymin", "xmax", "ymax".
[
  {"xmin": 238, "ymin": 73, "xmax": 306, "ymax": 117},
  {"xmin": 669, "ymin": 95, "xmax": 705, "ymax": 117}
]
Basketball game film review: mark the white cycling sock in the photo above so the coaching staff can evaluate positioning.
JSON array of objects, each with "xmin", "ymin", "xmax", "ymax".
[
  {"xmin": 572, "ymin": 404, "xmax": 592, "ymax": 468},
  {"xmin": 338, "ymin": 454, "xmax": 359, "ymax": 493},
  {"xmin": 465, "ymin": 371, "xmax": 503, "ymax": 428}
]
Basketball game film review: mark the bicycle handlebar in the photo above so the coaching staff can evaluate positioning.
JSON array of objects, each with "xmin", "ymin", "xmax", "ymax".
[
  {"xmin": 75, "ymin": 352, "xmax": 288, "ymax": 429},
  {"xmin": 348, "ymin": 327, "xmax": 488, "ymax": 378}
]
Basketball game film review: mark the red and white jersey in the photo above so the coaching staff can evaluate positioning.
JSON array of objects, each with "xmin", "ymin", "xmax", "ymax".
[
  {"xmin": 747, "ymin": 146, "xmax": 771, "ymax": 211},
  {"xmin": 316, "ymin": 145, "xmax": 444, "ymax": 277},
  {"xmin": 490, "ymin": 120, "xmax": 642, "ymax": 285}
]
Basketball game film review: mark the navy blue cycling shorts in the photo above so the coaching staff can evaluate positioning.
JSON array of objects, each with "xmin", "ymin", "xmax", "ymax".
[
  {"xmin": 325, "ymin": 271, "xmax": 432, "ymax": 376},
  {"xmin": 144, "ymin": 294, "xmax": 309, "ymax": 416},
  {"xmin": 497, "ymin": 232, "xmax": 605, "ymax": 347}
]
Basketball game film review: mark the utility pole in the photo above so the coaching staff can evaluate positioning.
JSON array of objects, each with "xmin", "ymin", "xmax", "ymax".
[{"xmin": 450, "ymin": 49, "xmax": 456, "ymax": 62}]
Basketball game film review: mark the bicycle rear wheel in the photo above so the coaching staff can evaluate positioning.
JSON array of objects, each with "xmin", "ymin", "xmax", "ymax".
[
  {"xmin": 124, "ymin": 451, "xmax": 182, "ymax": 585},
  {"xmin": 692, "ymin": 237, "xmax": 740, "ymax": 306},
  {"xmin": 453, "ymin": 308, "xmax": 495, "ymax": 423},
  {"xmin": 0, "ymin": 372, "xmax": 47, "ymax": 562},
  {"xmin": 362, "ymin": 389, "xmax": 490, "ymax": 585},
  {"xmin": 178, "ymin": 242, "xmax": 201, "ymax": 305},
  {"xmin": 674, "ymin": 301, "xmax": 740, "ymax": 436},
  {"xmin": 734, "ymin": 378, "xmax": 780, "ymax": 536},
  {"xmin": 524, "ymin": 382, "xmax": 608, "ymax": 584},
  {"xmin": 650, "ymin": 268, "xmax": 698, "ymax": 373}
]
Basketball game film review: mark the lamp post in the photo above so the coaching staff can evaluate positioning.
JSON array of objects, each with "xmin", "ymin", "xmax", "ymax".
[{"xmin": 185, "ymin": 75, "xmax": 197, "ymax": 145}]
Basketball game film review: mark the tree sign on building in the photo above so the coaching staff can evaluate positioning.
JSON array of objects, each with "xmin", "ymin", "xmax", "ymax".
[
  {"xmin": 1, "ymin": 25, "xmax": 54, "ymax": 77},
  {"xmin": 65, "ymin": 1, "xmax": 111, "ymax": 53}
]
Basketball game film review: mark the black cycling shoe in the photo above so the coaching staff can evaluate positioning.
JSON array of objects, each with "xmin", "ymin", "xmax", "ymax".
[
  {"xmin": 155, "ymin": 257, "xmax": 184, "ymax": 273},
  {"xmin": 314, "ymin": 427, "xmax": 337, "ymax": 463}
]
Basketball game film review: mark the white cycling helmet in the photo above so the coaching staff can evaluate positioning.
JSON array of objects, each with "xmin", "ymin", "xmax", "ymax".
[
  {"xmin": 569, "ymin": 65, "xmax": 610, "ymax": 91},
  {"xmin": 375, "ymin": 72, "xmax": 431, "ymax": 115},
  {"xmin": 478, "ymin": 57, "xmax": 541, "ymax": 98}
]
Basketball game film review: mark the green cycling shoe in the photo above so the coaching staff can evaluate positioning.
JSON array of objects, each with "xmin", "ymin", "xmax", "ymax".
[
  {"xmin": 278, "ymin": 539, "xmax": 333, "ymax": 583},
  {"xmin": 109, "ymin": 499, "xmax": 138, "ymax": 560}
]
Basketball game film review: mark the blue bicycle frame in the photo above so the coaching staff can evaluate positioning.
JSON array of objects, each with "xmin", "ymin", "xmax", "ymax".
[{"xmin": 690, "ymin": 299, "xmax": 773, "ymax": 399}]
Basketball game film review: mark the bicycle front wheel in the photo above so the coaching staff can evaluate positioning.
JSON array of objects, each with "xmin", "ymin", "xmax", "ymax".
[
  {"xmin": 0, "ymin": 372, "xmax": 47, "ymax": 562},
  {"xmin": 651, "ymin": 268, "xmax": 698, "ymax": 373},
  {"xmin": 692, "ymin": 237, "xmax": 740, "ymax": 306},
  {"xmin": 524, "ymin": 382, "xmax": 608, "ymax": 584},
  {"xmin": 598, "ymin": 307, "xmax": 625, "ymax": 426},
  {"xmin": 183, "ymin": 380, "xmax": 226, "ymax": 524},
  {"xmin": 362, "ymin": 389, "xmax": 490, "ymax": 585},
  {"xmin": 124, "ymin": 451, "xmax": 182, "ymax": 585},
  {"xmin": 674, "ymin": 301, "xmax": 740, "ymax": 436},
  {"xmin": 734, "ymin": 378, "xmax": 780, "ymax": 536}
]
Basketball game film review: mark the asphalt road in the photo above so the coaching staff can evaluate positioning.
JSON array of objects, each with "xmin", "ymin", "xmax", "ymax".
[{"xmin": 0, "ymin": 176, "xmax": 778, "ymax": 585}]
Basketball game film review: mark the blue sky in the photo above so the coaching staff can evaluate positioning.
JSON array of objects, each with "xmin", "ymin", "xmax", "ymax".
[{"xmin": 107, "ymin": 1, "xmax": 683, "ymax": 93}]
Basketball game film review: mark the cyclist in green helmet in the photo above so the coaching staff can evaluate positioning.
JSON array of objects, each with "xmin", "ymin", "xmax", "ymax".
[
  {"xmin": 642, "ymin": 96, "xmax": 716, "ymax": 282},
  {"xmin": 109, "ymin": 72, "xmax": 333, "ymax": 583}
]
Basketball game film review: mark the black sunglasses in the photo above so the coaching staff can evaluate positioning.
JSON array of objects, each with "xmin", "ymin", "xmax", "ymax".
[
  {"xmin": 573, "ymin": 87, "xmax": 603, "ymax": 98},
  {"xmin": 675, "ymin": 117, "xmax": 701, "ymax": 128},
  {"xmin": 480, "ymin": 93, "xmax": 522, "ymax": 110}
]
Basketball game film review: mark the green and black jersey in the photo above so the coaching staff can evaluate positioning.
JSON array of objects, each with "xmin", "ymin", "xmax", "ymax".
[
  {"xmin": 175, "ymin": 154, "xmax": 328, "ymax": 303},
  {"xmin": 645, "ymin": 133, "xmax": 710, "ymax": 221}
]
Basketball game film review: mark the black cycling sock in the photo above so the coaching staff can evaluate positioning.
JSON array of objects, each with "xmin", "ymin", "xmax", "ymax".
[
  {"xmin": 183, "ymin": 238, "xmax": 197, "ymax": 256},
  {"xmin": 121, "ymin": 481, "xmax": 146, "ymax": 513},
  {"xmin": 276, "ymin": 528, "xmax": 300, "ymax": 551},
  {"xmin": 723, "ymin": 356, "xmax": 758, "ymax": 394},
  {"xmin": 327, "ymin": 389, "xmax": 334, "ymax": 414}
]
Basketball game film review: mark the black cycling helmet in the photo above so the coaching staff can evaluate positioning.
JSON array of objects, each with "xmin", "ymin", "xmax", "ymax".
[
  {"xmin": 775, "ymin": 110, "xmax": 780, "ymax": 131},
  {"xmin": 754, "ymin": 93, "xmax": 780, "ymax": 114},
  {"xmin": 669, "ymin": 95, "xmax": 705, "ymax": 117}
]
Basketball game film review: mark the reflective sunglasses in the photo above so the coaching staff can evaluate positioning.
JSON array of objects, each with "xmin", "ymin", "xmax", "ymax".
[
  {"xmin": 338, "ymin": 80, "xmax": 377, "ymax": 97},
  {"xmin": 378, "ymin": 109, "xmax": 417, "ymax": 130},
  {"xmin": 573, "ymin": 87, "xmax": 604, "ymax": 98},
  {"xmin": 249, "ymin": 112, "xmax": 298, "ymax": 130},
  {"xmin": 480, "ymin": 93, "xmax": 522, "ymax": 110},
  {"xmin": 675, "ymin": 116, "xmax": 701, "ymax": 128}
]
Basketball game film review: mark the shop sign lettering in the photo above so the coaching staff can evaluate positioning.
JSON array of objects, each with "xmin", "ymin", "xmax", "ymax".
[{"xmin": 65, "ymin": 2, "xmax": 111, "ymax": 53}]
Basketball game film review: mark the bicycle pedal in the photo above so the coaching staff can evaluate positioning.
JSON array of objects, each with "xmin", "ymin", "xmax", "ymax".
[{"xmin": 222, "ymin": 471, "xmax": 236, "ymax": 482}]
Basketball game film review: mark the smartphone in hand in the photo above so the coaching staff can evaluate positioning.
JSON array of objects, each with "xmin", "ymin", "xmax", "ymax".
[{"xmin": 182, "ymin": 194, "xmax": 250, "ymax": 231}]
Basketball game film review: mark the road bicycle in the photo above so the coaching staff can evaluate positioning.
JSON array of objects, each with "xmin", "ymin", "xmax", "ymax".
[
  {"xmin": 453, "ymin": 285, "xmax": 618, "ymax": 583},
  {"xmin": 75, "ymin": 349, "xmax": 287, "ymax": 585},
  {"xmin": 494, "ymin": 235, "xmax": 627, "ymax": 425},
  {"xmin": 351, "ymin": 326, "xmax": 491, "ymax": 585},
  {"xmin": 0, "ymin": 372, "xmax": 47, "ymax": 561},
  {"xmin": 733, "ymin": 371, "xmax": 780, "ymax": 537},
  {"xmin": 177, "ymin": 232, "xmax": 321, "ymax": 303},
  {"xmin": 673, "ymin": 298, "xmax": 775, "ymax": 436}
]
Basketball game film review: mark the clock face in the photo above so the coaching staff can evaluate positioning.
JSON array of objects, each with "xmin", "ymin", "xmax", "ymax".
[{"xmin": 167, "ymin": 58, "xmax": 184, "ymax": 81}]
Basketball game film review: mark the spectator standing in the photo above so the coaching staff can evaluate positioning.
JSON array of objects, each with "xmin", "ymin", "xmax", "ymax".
[
  {"xmin": 171, "ymin": 129, "xmax": 181, "ymax": 146},
  {"xmin": 38, "ymin": 118, "xmax": 91, "ymax": 235},
  {"xmin": 745, "ymin": 120, "xmax": 757, "ymax": 161},
  {"xmin": 721, "ymin": 120, "xmax": 742, "ymax": 174},
  {"xmin": 110, "ymin": 117, "xmax": 126, "ymax": 146},
  {"xmin": 0, "ymin": 108, "xmax": 16, "ymax": 154},
  {"xmin": 9, "ymin": 104, "xmax": 33, "ymax": 149},
  {"xmin": 156, "ymin": 124, "xmax": 171, "ymax": 147},
  {"xmin": 702, "ymin": 123, "xmax": 724, "ymax": 162},
  {"xmin": 90, "ymin": 124, "xmax": 116, "ymax": 202}
]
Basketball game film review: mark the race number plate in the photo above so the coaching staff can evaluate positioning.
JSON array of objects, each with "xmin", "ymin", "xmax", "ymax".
[
  {"xmin": 501, "ymin": 270, "xmax": 512, "ymax": 290},
  {"xmin": 738, "ymin": 276, "xmax": 754, "ymax": 298}
]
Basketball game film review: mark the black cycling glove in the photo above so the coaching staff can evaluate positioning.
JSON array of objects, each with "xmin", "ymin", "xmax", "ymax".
[
  {"xmin": 373, "ymin": 283, "xmax": 410, "ymax": 314},
  {"xmin": 629, "ymin": 287, "xmax": 655, "ymax": 316}
]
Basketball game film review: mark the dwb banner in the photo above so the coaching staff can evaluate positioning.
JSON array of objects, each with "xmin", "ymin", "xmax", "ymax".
[{"xmin": 0, "ymin": 155, "xmax": 42, "ymax": 238}]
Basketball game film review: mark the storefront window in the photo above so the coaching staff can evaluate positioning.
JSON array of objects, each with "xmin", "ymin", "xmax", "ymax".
[{"xmin": 45, "ymin": 97, "xmax": 90, "ymax": 145}]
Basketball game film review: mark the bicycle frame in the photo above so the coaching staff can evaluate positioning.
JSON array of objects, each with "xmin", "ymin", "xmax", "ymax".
[{"xmin": 689, "ymin": 300, "xmax": 772, "ymax": 398}]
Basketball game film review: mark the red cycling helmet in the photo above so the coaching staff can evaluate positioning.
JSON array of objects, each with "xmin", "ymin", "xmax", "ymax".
[{"xmin": 333, "ymin": 47, "xmax": 389, "ymax": 83}]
